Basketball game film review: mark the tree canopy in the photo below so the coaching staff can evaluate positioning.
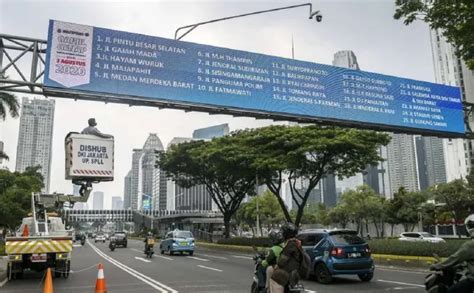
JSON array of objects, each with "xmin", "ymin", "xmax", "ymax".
[
  {"xmin": 160, "ymin": 135, "xmax": 256, "ymax": 238},
  {"xmin": 0, "ymin": 166, "xmax": 44, "ymax": 230},
  {"xmin": 240, "ymin": 125, "xmax": 390, "ymax": 227},
  {"xmin": 394, "ymin": 0, "xmax": 474, "ymax": 69}
]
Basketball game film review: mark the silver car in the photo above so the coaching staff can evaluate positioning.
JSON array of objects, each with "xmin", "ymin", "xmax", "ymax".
[{"xmin": 399, "ymin": 232, "xmax": 445, "ymax": 243}]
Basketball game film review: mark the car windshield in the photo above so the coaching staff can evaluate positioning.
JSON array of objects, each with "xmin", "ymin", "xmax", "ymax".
[
  {"xmin": 175, "ymin": 231, "xmax": 193, "ymax": 238},
  {"xmin": 329, "ymin": 233, "xmax": 365, "ymax": 245}
]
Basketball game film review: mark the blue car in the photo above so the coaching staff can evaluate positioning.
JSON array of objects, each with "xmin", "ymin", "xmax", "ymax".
[
  {"xmin": 297, "ymin": 229, "xmax": 374, "ymax": 284},
  {"xmin": 159, "ymin": 230, "xmax": 195, "ymax": 256}
]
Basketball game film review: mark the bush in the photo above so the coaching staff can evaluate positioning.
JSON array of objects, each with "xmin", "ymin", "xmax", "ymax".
[
  {"xmin": 217, "ymin": 237, "xmax": 271, "ymax": 247},
  {"xmin": 368, "ymin": 239, "xmax": 467, "ymax": 257}
]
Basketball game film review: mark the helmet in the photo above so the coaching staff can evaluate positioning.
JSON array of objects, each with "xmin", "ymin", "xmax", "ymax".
[
  {"xmin": 269, "ymin": 230, "xmax": 284, "ymax": 245},
  {"xmin": 465, "ymin": 214, "xmax": 474, "ymax": 236},
  {"xmin": 148, "ymin": 231, "xmax": 152, "ymax": 236},
  {"xmin": 280, "ymin": 222, "xmax": 298, "ymax": 240}
]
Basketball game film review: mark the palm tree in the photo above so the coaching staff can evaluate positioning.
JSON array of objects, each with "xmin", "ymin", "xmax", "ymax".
[
  {"xmin": 0, "ymin": 91, "xmax": 20, "ymax": 120},
  {"xmin": 0, "ymin": 91, "xmax": 19, "ymax": 161}
]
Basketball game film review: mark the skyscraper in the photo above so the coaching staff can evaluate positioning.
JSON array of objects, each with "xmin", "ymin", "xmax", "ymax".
[
  {"xmin": 15, "ymin": 97, "xmax": 55, "ymax": 192},
  {"xmin": 123, "ymin": 170, "xmax": 132, "ymax": 209},
  {"xmin": 192, "ymin": 124, "xmax": 229, "ymax": 139},
  {"xmin": 92, "ymin": 191, "xmax": 104, "ymax": 210},
  {"xmin": 415, "ymin": 136, "xmax": 447, "ymax": 190},
  {"xmin": 429, "ymin": 28, "xmax": 474, "ymax": 180},
  {"xmin": 112, "ymin": 196, "xmax": 123, "ymax": 209},
  {"xmin": 332, "ymin": 50, "xmax": 360, "ymax": 70},
  {"xmin": 128, "ymin": 134, "xmax": 165, "ymax": 210},
  {"xmin": 387, "ymin": 134, "xmax": 419, "ymax": 195}
]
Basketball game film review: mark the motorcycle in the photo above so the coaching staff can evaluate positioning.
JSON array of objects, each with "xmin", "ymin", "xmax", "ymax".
[
  {"xmin": 145, "ymin": 238, "xmax": 155, "ymax": 258},
  {"xmin": 109, "ymin": 237, "xmax": 116, "ymax": 252},
  {"xmin": 251, "ymin": 246, "xmax": 306, "ymax": 293},
  {"xmin": 251, "ymin": 247, "xmax": 266, "ymax": 293},
  {"xmin": 80, "ymin": 236, "xmax": 86, "ymax": 246},
  {"xmin": 425, "ymin": 254, "xmax": 466, "ymax": 293}
]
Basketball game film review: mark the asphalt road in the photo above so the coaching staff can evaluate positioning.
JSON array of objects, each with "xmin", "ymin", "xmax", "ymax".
[{"xmin": 1, "ymin": 239, "xmax": 427, "ymax": 292}]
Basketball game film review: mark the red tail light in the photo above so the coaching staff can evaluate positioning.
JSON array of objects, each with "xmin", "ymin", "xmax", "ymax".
[{"xmin": 330, "ymin": 247, "xmax": 345, "ymax": 258}]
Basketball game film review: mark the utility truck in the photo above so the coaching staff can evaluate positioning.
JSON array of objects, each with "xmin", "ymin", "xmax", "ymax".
[{"xmin": 5, "ymin": 131, "xmax": 114, "ymax": 280}]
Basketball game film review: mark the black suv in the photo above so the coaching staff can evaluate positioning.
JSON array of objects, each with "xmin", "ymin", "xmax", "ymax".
[{"xmin": 112, "ymin": 232, "xmax": 127, "ymax": 247}]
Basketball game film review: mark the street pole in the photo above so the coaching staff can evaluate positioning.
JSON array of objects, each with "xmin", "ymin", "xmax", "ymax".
[
  {"xmin": 256, "ymin": 173, "xmax": 260, "ymax": 237},
  {"xmin": 174, "ymin": 3, "xmax": 321, "ymax": 40}
]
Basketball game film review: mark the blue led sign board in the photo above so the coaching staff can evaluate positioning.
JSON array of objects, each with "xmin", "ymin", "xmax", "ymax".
[{"xmin": 44, "ymin": 20, "xmax": 465, "ymax": 135}]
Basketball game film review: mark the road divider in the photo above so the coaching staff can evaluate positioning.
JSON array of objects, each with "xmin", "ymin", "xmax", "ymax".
[
  {"xmin": 88, "ymin": 240, "xmax": 177, "ymax": 293},
  {"xmin": 197, "ymin": 265, "xmax": 223, "ymax": 272}
]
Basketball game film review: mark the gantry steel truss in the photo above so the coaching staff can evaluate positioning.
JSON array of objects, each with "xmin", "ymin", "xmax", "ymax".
[{"xmin": 1, "ymin": 33, "xmax": 473, "ymax": 139}]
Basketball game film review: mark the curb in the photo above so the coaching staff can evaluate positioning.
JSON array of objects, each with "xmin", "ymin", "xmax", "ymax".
[
  {"xmin": 196, "ymin": 242, "xmax": 441, "ymax": 268},
  {"xmin": 0, "ymin": 256, "xmax": 7, "ymax": 288}
]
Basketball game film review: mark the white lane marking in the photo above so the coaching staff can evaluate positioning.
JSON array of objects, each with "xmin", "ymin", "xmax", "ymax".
[
  {"xmin": 88, "ymin": 240, "xmax": 177, "ymax": 293},
  {"xmin": 0, "ymin": 278, "xmax": 7, "ymax": 288},
  {"xmin": 377, "ymin": 266, "xmax": 427, "ymax": 275},
  {"xmin": 135, "ymin": 256, "xmax": 152, "ymax": 263},
  {"xmin": 73, "ymin": 244, "xmax": 82, "ymax": 247},
  {"xmin": 200, "ymin": 254, "xmax": 227, "ymax": 260},
  {"xmin": 197, "ymin": 265, "xmax": 223, "ymax": 272},
  {"xmin": 131, "ymin": 248, "xmax": 143, "ymax": 253},
  {"xmin": 156, "ymin": 255, "xmax": 173, "ymax": 261},
  {"xmin": 377, "ymin": 279, "xmax": 424, "ymax": 288},
  {"xmin": 186, "ymin": 256, "xmax": 209, "ymax": 262},
  {"xmin": 232, "ymin": 255, "xmax": 253, "ymax": 260}
]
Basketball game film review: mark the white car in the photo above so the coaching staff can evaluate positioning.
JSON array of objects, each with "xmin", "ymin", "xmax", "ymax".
[
  {"xmin": 95, "ymin": 234, "xmax": 106, "ymax": 243},
  {"xmin": 399, "ymin": 232, "xmax": 445, "ymax": 243}
]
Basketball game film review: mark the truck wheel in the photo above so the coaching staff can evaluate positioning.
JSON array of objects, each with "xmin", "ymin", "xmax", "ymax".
[
  {"xmin": 62, "ymin": 262, "xmax": 70, "ymax": 279},
  {"xmin": 189, "ymin": 251, "xmax": 194, "ymax": 256},
  {"xmin": 7, "ymin": 264, "xmax": 12, "ymax": 281},
  {"xmin": 55, "ymin": 270, "xmax": 62, "ymax": 278}
]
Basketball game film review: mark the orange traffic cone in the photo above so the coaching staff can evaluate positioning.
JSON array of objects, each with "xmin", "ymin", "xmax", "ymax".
[
  {"xmin": 43, "ymin": 268, "xmax": 53, "ymax": 293},
  {"xmin": 95, "ymin": 263, "xmax": 107, "ymax": 293},
  {"xmin": 22, "ymin": 224, "xmax": 29, "ymax": 237}
]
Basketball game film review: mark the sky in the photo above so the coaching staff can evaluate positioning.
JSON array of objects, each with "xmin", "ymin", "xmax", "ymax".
[{"xmin": 0, "ymin": 0, "xmax": 435, "ymax": 209}]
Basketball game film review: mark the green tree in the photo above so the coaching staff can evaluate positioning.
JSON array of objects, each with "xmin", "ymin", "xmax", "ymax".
[
  {"xmin": 339, "ymin": 185, "xmax": 379, "ymax": 236},
  {"xmin": 160, "ymin": 136, "xmax": 256, "ymax": 238},
  {"xmin": 432, "ymin": 179, "xmax": 474, "ymax": 236},
  {"xmin": 394, "ymin": 0, "xmax": 474, "ymax": 69},
  {"xmin": 328, "ymin": 203, "xmax": 351, "ymax": 229},
  {"xmin": 0, "ymin": 166, "xmax": 44, "ymax": 230},
  {"xmin": 241, "ymin": 125, "xmax": 390, "ymax": 228},
  {"xmin": 234, "ymin": 191, "xmax": 285, "ymax": 234},
  {"xmin": 0, "ymin": 91, "xmax": 19, "ymax": 160},
  {"xmin": 0, "ymin": 91, "xmax": 19, "ymax": 121}
]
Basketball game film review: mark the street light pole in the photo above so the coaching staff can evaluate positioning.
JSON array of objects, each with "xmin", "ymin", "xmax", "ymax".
[
  {"xmin": 256, "ymin": 173, "xmax": 260, "ymax": 237},
  {"xmin": 174, "ymin": 3, "xmax": 322, "ymax": 40}
]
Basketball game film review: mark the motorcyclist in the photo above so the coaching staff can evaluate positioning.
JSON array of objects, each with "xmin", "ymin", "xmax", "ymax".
[
  {"xmin": 270, "ymin": 223, "xmax": 310, "ymax": 293},
  {"xmin": 262, "ymin": 230, "xmax": 284, "ymax": 291},
  {"xmin": 431, "ymin": 214, "xmax": 474, "ymax": 293},
  {"xmin": 144, "ymin": 232, "xmax": 154, "ymax": 254}
]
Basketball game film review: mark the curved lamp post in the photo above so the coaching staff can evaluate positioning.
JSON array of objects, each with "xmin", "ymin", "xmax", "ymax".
[{"xmin": 174, "ymin": 3, "xmax": 322, "ymax": 40}]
